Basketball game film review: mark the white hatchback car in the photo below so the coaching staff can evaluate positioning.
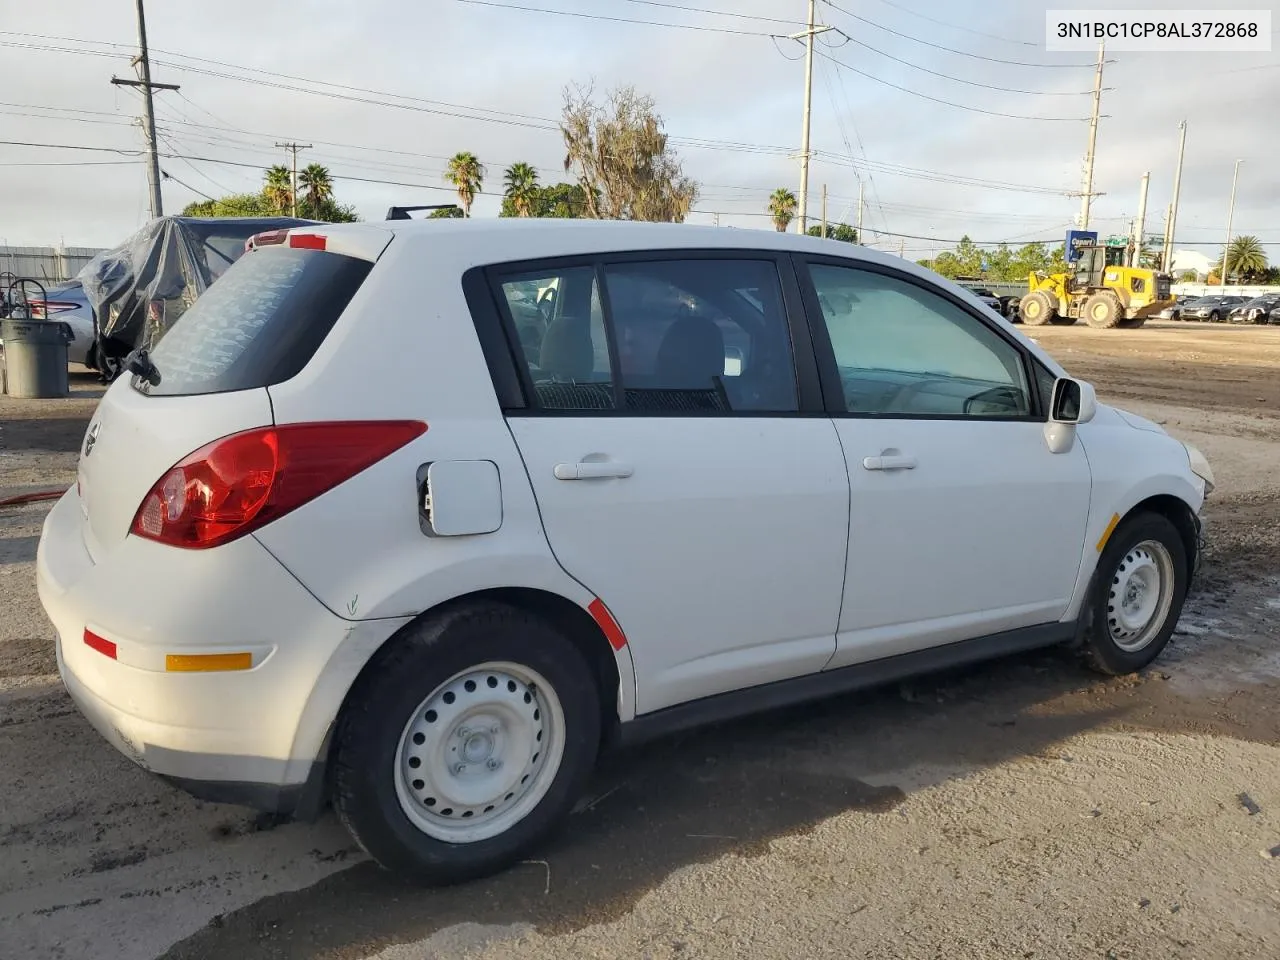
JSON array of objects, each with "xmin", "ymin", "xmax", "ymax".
[{"xmin": 37, "ymin": 219, "xmax": 1213, "ymax": 884}]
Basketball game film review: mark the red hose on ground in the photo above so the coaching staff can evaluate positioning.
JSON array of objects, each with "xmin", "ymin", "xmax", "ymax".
[{"xmin": 0, "ymin": 490, "xmax": 64, "ymax": 508}]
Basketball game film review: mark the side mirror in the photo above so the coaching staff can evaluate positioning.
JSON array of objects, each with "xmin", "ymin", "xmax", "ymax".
[{"xmin": 1050, "ymin": 377, "xmax": 1096, "ymax": 424}]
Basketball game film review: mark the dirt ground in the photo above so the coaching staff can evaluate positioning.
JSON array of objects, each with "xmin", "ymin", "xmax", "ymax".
[{"xmin": 3, "ymin": 321, "xmax": 1280, "ymax": 960}]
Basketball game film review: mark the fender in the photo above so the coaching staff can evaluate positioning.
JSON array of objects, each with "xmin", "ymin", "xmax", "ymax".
[{"xmin": 282, "ymin": 557, "xmax": 639, "ymax": 793}]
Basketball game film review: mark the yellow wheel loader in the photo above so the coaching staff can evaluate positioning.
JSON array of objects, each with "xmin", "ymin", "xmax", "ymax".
[{"xmin": 1019, "ymin": 236, "xmax": 1174, "ymax": 329}]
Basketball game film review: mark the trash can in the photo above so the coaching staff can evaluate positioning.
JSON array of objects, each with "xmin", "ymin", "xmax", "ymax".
[{"xmin": 1, "ymin": 318, "xmax": 71, "ymax": 398}]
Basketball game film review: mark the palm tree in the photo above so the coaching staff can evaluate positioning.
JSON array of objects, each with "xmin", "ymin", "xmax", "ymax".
[
  {"xmin": 445, "ymin": 152, "xmax": 486, "ymax": 217},
  {"xmin": 298, "ymin": 163, "xmax": 334, "ymax": 218},
  {"xmin": 768, "ymin": 188, "xmax": 797, "ymax": 232},
  {"xmin": 503, "ymin": 162, "xmax": 540, "ymax": 217},
  {"xmin": 264, "ymin": 165, "xmax": 293, "ymax": 215},
  {"xmin": 1219, "ymin": 235, "xmax": 1269, "ymax": 283}
]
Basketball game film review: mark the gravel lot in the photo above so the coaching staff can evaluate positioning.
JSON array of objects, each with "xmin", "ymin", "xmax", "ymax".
[{"xmin": 3, "ymin": 322, "xmax": 1280, "ymax": 960}]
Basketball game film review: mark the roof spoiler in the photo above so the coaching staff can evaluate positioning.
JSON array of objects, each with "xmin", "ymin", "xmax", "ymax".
[{"xmin": 385, "ymin": 204, "xmax": 462, "ymax": 220}]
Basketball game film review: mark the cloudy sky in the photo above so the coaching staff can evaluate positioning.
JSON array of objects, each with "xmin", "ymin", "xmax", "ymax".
[{"xmin": 2, "ymin": 0, "xmax": 1278, "ymax": 261}]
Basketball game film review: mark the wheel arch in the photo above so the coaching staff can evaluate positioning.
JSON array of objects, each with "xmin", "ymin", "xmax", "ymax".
[
  {"xmin": 1118, "ymin": 494, "xmax": 1200, "ymax": 583},
  {"xmin": 295, "ymin": 586, "xmax": 632, "ymax": 818}
]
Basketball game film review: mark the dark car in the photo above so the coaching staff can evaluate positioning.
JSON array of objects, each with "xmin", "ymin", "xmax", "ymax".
[
  {"xmin": 1178, "ymin": 295, "xmax": 1249, "ymax": 323},
  {"xmin": 1226, "ymin": 295, "xmax": 1280, "ymax": 324},
  {"xmin": 78, "ymin": 215, "xmax": 315, "ymax": 380}
]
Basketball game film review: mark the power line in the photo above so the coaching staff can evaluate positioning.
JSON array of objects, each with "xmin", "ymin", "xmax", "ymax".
[
  {"xmin": 862, "ymin": 0, "xmax": 1039, "ymax": 48},
  {"xmin": 807, "ymin": 45, "xmax": 1091, "ymax": 122},
  {"xmin": 818, "ymin": 1, "xmax": 1090, "ymax": 68},
  {"xmin": 158, "ymin": 167, "xmax": 217, "ymax": 201},
  {"xmin": 0, "ymin": 158, "xmax": 139, "ymax": 167},
  {"xmin": 613, "ymin": 0, "xmax": 804, "ymax": 25},
  {"xmin": 827, "ymin": 28, "xmax": 1093, "ymax": 96},
  {"xmin": 449, "ymin": 0, "xmax": 774, "ymax": 36}
]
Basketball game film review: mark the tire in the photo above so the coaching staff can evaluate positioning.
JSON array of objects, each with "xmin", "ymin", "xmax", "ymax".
[
  {"xmin": 1020, "ymin": 291, "xmax": 1056, "ymax": 326},
  {"xmin": 1081, "ymin": 512, "xmax": 1189, "ymax": 676},
  {"xmin": 1084, "ymin": 292, "xmax": 1122, "ymax": 328},
  {"xmin": 333, "ymin": 602, "xmax": 602, "ymax": 885},
  {"xmin": 1208, "ymin": 310, "xmax": 1221, "ymax": 323}
]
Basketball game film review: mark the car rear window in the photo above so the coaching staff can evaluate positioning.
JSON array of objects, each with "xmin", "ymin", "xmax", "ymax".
[{"xmin": 139, "ymin": 245, "xmax": 371, "ymax": 397}]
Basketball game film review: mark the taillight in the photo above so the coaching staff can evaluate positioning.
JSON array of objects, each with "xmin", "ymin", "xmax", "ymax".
[
  {"xmin": 130, "ymin": 421, "xmax": 427, "ymax": 549},
  {"xmin": 245, "ymin": 229, "xmax": 289, "ymax": 251}
]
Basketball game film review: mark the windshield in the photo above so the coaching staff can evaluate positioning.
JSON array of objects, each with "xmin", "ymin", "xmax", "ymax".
[{"xmin": 140, "ymin": 246, "xmax": 372, "ymax": 397}]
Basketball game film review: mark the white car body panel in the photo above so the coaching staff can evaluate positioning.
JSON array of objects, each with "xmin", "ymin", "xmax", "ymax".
[
  {"xmin": 506, "ymin": 416, "xmax": 849, "ymax": 714},
  {"xmin": 1060, "ymin": 404, "xmax": 1205, "ymax": 621},
  {"xmin": 828, "ymin": 418, "xmax": 1092, "ymax": 669}
]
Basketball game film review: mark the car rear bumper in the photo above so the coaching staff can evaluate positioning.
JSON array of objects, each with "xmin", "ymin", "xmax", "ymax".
[{"xmin": 36, "ymin": 487, "xmax": 405, "ymax": 815}]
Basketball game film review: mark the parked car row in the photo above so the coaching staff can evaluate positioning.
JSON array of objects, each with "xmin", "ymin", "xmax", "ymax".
[{"xmin": 1160, "ymin": 293, "xmax": 1280, "ymax": 324}]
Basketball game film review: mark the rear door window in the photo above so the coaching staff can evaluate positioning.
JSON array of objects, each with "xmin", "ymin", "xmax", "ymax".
[{"xmin": 140, "ymin": 246, "xmax": 371, "ymax": 397}]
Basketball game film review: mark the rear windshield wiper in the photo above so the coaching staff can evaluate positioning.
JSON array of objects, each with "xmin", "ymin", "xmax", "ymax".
[{"xmin": 126, "ymin": 348, "xmax": 162, "ymax": 387}]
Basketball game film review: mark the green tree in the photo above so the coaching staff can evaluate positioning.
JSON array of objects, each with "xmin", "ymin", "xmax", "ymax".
[
  {"xmin": 428, "ymin": 205, "xmax": 464, "ymax": 218},
  {"xmin": 180, "ymin": 165, "xmax": 358, "ymax": 222},
  {"xmin": 298, "ymin": 163, "xmax": 334, "ymax": 219},
  {"xmin": 445, "ymin": 151, "xmax": 486, "ymax": 217},
  {"xmin": 264, "ymin": 165, "xmax": 293, "ymax": 215},
  {"xmin": 502, "ymin": 162, "xmax": 540, "ymax": 217},
  {"xmin": 561, "ymin": 82, "xmax": 698, "ymax": 222},
  {"xmin": 806, "ymin": 223, "xmax": 858, "ymax": 243},
  {"xmin": 985, "ymin": 243, "xmax": 1014, "ymax": 280},
  {"xmin": 768, "ymin": 188, "xmax": 797, "ymax": 232},
  {"xmin": 501, "ymin": 182, "xmax": 592, "ymax": 218},
  {"xmin": 1218, "ymin": 235, "xmax": 1268, "ymax": 282},
  {"xmin": 181, "ymin": 193, "xmax": 274, "ymax": 217}
]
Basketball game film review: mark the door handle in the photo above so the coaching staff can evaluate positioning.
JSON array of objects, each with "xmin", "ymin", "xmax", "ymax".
[
  {"xmin": 554, "ymin": 461, "xmax": 635, "ymax": 481},
  {"xmin": 862, "ymin": 454, "xmax": 917, "ymax": 471}
]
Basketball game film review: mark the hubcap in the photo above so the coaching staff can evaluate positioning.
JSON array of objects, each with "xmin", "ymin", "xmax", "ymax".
[
  {"xmin": 393, "ymin": 662, "xmax": 565, "ymax": 843},
  {"xmin": 1107, "ymin": 540, "xmax": 1175, "ymax": 652}
]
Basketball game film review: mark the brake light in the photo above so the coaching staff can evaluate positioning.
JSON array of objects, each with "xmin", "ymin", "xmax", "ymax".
[
  {"xmin": 288, "ymin": 233, "xmax": 327, "ymax": 250},
  {"xmin": 130, "ymin": 421, "xmax": 427, "ymax": 549},
  {"xmin": 245, "ymin": 229, "xmax": 289, "ymax": 251}
]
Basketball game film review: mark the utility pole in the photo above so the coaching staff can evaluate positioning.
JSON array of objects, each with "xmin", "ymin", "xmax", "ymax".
[
  {"xmin": 856, "ymin": 180, "xmax": 864, "ymax": 243},
  {"xmin": 1131, "ymin": 171, "xmax": 1150, "ymax": 267},
  {"xmin": 1078, "ymin": 40, "xmax": 1105, "ymax": 231},
  {"xmin": 1221, "ymin": 159, "xmax": 1243, "ymax": 287},
  {"xmin": 1163, "ymin": 120, "xmax": 1187, "ymax": 272},
  {"xmin": 110, "ymin": 0, "xmax": 179, "ymax": 220},
  {"xmin": 791, "ymin": 0, "xmax": 832, "ymax": 234},
  {"xmin": 821, "ymin": 183, "xmax": 828, "ymax": 238},
  {"xmin": 275, "ymin": 142, "xmax": 312, "ymax": 217},
  {"xmin": 1160, "ymin": 203, "xmax": 1173, "ymax": 274},
  {"xmin": 899, "ymin": 238, "xmax": 906, "ymax": 259}
]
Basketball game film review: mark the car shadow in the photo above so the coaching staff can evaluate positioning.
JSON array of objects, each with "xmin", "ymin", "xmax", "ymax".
[{"xmin": 160, "ymin": 648, "xmax": 1133, "ymax": 960}]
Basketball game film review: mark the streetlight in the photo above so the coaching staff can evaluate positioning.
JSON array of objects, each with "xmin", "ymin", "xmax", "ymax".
[{"xmin": 1221, "ymin": 159, "xmax": 1243, "ymax": 287}]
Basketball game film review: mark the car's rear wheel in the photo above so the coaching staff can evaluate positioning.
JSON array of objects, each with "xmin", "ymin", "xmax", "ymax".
[
  {"xmin": 333, "ymin": 603, "xmax": 601, "ymax": 884},
  {"xmin": 1082, "ymin": 512, "xmax": 1189, "ymax": 676}
]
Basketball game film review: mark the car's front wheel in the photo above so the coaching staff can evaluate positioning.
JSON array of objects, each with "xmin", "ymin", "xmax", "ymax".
[
  {"xmin": 1082, "ymin": 512, "xmax": 1189, "ymax": 675},
  {"xmin": 332, "ymin": 603, "xmax": 601, "ymax": 884}
]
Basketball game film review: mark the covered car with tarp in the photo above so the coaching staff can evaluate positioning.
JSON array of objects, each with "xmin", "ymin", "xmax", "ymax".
[{"xmin": 77, "ymin": 215, "xmax": 315, "ymax": 380}]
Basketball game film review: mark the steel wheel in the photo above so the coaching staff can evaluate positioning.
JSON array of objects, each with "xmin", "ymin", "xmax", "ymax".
[
  {"xmin": 1106, "ymin": 540, "xmax": 1176, "ymax": 653},
  {"xmin": 393, "ymin": 661, "xmax": 565, "ymax": 844}
]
